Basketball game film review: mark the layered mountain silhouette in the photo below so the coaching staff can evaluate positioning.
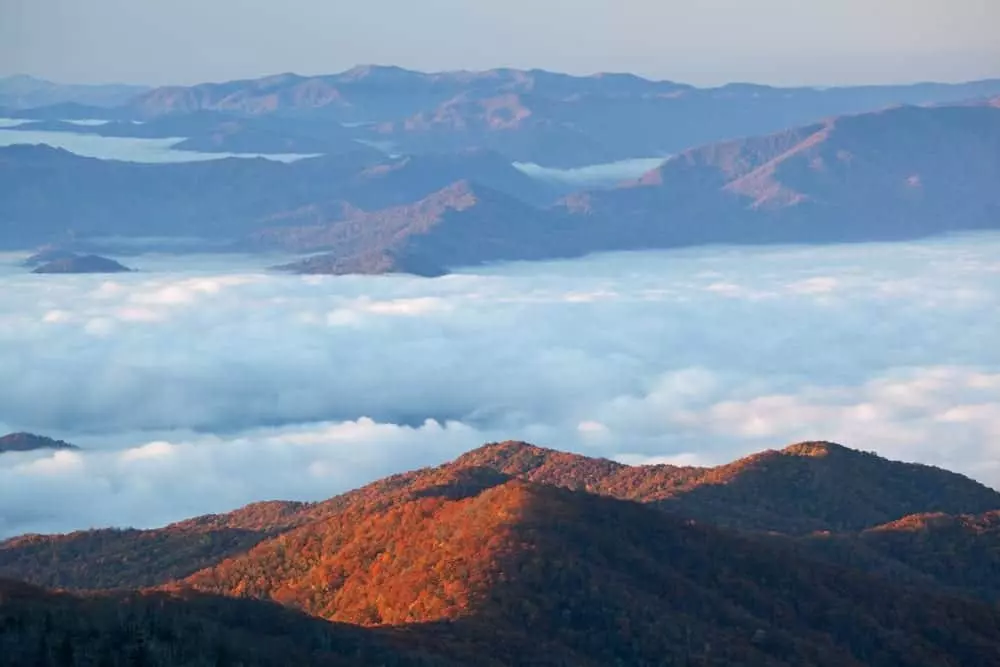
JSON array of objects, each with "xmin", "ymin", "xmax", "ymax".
[
  {"xmin": 117, "ymin": 66, "xmax": 1000, "ymax": 167},
  {"xmin": 0, "ymin": 145, "xmax": 557, "ymax": 250},
  {"xmin": 561, "ymin": 104, "xmax": 1000, "ymax": 246},
  {"xmin": 9, "ymin": 67, "xmax": 1000, "ymax": 168},
  {"xmin": 3, "ymin": 104, "xmax": 998, "ymax": 268},
  {"xmin": 2, "ymin": 440, "xmax": 1000, "ymax": 666},
  {"xmin": 0, "ymin": 74, "xmax": 147, "ymax": 110}
]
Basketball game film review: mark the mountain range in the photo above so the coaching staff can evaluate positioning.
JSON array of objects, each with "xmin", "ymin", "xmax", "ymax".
[
  {"xmin": 3, "ymin": 103, "xmax": 999, "ymax": 272},
  {"xmin": 0, "ymin": 75, "xmax": 148, "ymax": 110},
  {"xmin": 2, "ymin": 439, "xmax": 1000, "ymax": 666},
  {"xmin": 7, "ymin": 66, "xmax": 1000, "ymax": 168},
  {"xmin": 103, "ymin": 66, "xmax": 1000, "ymax": 167}
]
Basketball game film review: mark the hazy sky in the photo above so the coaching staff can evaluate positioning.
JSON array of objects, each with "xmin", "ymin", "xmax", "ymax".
[{"xmin": 2, "ymin": 0, "xmax": 998, "ymax": 87}]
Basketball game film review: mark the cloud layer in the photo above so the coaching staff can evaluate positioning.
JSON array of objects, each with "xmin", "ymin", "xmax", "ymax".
[{"xmin": 1, "ymin": 233, "xmax": 999, "ymax": 537}]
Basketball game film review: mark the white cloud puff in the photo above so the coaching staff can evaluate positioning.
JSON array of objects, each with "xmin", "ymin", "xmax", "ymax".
[{"xmin": 0, "ymin": 233, "xmax": 998, "ymax": 537}]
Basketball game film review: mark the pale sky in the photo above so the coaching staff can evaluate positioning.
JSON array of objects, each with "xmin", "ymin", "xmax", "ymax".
[{"xmin": 2, "ymin": 0, "xmax": 999, "ymax": 87}]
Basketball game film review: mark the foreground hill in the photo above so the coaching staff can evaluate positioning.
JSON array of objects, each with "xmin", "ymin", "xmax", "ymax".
[
  {"xmin": 4, "ymin": 478, "xmax": 1000, "ymax": 666},
  {"xmin": 0, "ymin": 500, "xmax": 313, "ymax": 590},
  {"xmin": 0, "ymin": 579, "xmax": 438, "ymax": 667},
  {"xmin": 4, "ymin": 440, "xmax": 998, "ymax": 592},
  {"xmin": 3, "ymin": 441, "xmax": 1000, "ymax": 665},
  {"xmin": 182, "ymin": 478, "xmax": 1000, "ymax": 666},
  {"xmin": 457, "ymin": 441, "xmax": 1000, "ymax": 533},
  {"xmin": 800, "ymin": 510, "xmax": 1000, "ymax": 601}
]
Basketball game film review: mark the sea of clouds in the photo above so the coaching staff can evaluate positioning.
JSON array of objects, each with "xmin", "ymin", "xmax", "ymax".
[{"xmin": 1, "ymin": 234, "xmax": 999, "ymax": 538}]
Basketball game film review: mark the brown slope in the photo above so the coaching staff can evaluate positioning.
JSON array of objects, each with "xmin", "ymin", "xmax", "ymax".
[
  {"xmin": 340, "ymin": 149, "xmax": 561, "ymax": 208},
  {"xmin": 130, "ymin": 73, "xmax": 347, "ymax": 118},
  {"xmin": 3, "ymin": 440, "xmax": 998, "ymax": 593},
  {"xmin": 268, "ymin": 103, "xmax": 1000, "ymax": 276},
  {"xmin": 456, "ymin": 440, "xmax": 1000, "ymax": 533},
  {"xmin": 0, "ymin": 461, "xmax": 509, "ymax": 591},
  {"xmin": 247, "ymin": 148, "xmax": 561, "ymax": 239},
  {"xmin": 0, "ymin": 507, "xmax": 298, "ymax": 591},
  {"xmin": 182, "ymin": 478, "xmax": 1000, "ymax": 667},
  {"xmin": 563, "ymin": 104, "xmax": 1000, "ymax": 247},
  {"xmin": 269, "ymin": 181, "xmax": 579, "ymax": 275}
]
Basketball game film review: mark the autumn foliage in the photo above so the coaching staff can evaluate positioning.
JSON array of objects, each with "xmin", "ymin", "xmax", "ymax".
[{"xmin": 3, "ymin": 441, "xmax": 1000, "ymax": 666}]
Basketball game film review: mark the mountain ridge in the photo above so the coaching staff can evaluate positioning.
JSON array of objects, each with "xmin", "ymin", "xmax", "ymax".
[
  {"xmin": 12, "ymin": 65, "xmax": 1000, "ymax": 167},
  {"xmin": 3, "ymin": 439, "xmax": 1000, "ymax": 665},
  {"xmin": 0, "ymin": 74, "xmax": 148, "ymax": 110},
  {"xmin": 3, "ymin": 103, "xmax": 997, "ymax": 267},
  {"xmin": 4, "ymin": 439, "xmax": 998, "ymax": 591}
]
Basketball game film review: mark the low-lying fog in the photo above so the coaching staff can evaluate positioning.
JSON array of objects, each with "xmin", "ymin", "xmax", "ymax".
[
  {"xmin": 1, "ymin": 234, "xmax": 998, "ymax": 537},
  {"xmin": 512, "ymin": 157, "xmax": 667, "ymax": 187},
  {"xmin": 0, "ymin": 121, "xmax": 317, "ymax": 163}
]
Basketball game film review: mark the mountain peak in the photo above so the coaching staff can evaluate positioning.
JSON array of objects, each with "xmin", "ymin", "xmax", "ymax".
[
  {"xmin": 780, "ymin": 440, "xmax": 854, "ymax": 458},
  {"xmin": 455, "ymin": 440, "xmax": 558, "ymax": 466},
  {"xmin": 337, "ymin": 64, "xmax": 416, "ymax": 83}
]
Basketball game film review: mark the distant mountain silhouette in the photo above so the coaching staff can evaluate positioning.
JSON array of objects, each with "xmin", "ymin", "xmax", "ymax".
[
  {"xmin": 270, "ymin": 181, "xmax": 575, "ymax": 276},
  {"xmin": 8, "ymin": 111, "xmax": 368, "ymax": 155},
  {"xmin": 559, "ymin": 104, "xmax": 1000, "ymax": 247},
  {"xmin": 0, "ymin": 433, "xmax": 79, "ymax": 453},
  {"xmin": 0, "ymin": 145, "xmax": 558, "ymax": 250},
  {"xmin": 10, "ymin": 67, "xmax": 1000, "ymax": 167},
  {"xmin": 121, "ymin": 65, "xmax": 1000, "ymax": 167},
  {"xmin": 31, "ymin": 253, "xmax": 132, "ymax": 274},
  {"xmin": 5, "ymin": 101, "xmax": 137, "ymax": 121},
  {"xmin": 2, "ymin": 104, "xmax": 997, "ymax": 267},
  {"xmin": 0, "ymin": 74, "xmax": 148, "ymax": 110},
  {"xmin": 21, "ymin": 247, "xmax": 78, "ymax": 267}
]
